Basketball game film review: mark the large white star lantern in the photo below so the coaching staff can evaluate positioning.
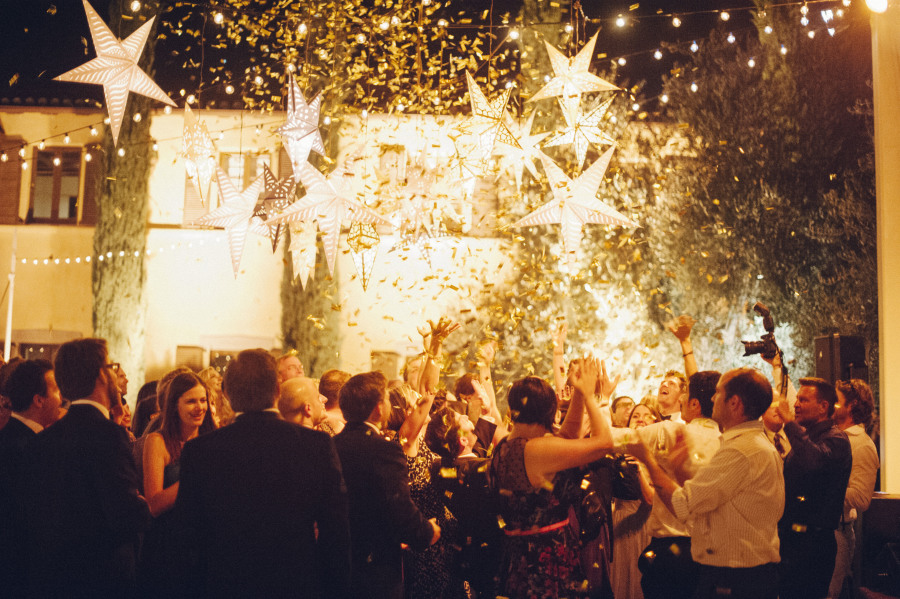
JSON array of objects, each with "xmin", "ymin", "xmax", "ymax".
[
  {"xmin": 55, "ymin": 0, "xmax": 176, "ymax": 145},
  {"xmin": 278, "ymin": 75, "xmax": 325, "ymax": 179},
  {"xmin": 543, "ymin": 96, "xmax": 616, "ymax": 170},
  {"xmin": 529, "ymin": 32, "xmax": 619, "ymax": 115},
  {"xmin": 269, "ymin": 160, "xmax": 390, "ymax": 276},
  {"xmin": 459, "ymin": 72, "xmax": 520, "ymax": 162},
  {"xmin": 254, "ymin": 165, "xmax": 297, "ymax": 252},
  {"xmin": 195, "ymin": 166, "xmax": 264, "ymax": 277},
  {"xmin": 182, "ymin": 105, "xmax": 217, "ymax": 203},
  {"xmin": 512, "ymin": 147, "xmax": 634, "ymax": 271}
]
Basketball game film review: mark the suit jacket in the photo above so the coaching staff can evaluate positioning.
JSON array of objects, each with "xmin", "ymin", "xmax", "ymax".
[
  {"xmin": 175, "ymin": 410, "xmax": 351, "ymax": 598},
  {"xmin": 20, "ymin": 403, "xmax": 150, "ymax": 597},
  {"xmin": 333, "ymin": 421, "xmax": 434, "ymax": 599},
  {"xmin": 0, "ymin": 417, "xmax": 38, "ymax": 594}
]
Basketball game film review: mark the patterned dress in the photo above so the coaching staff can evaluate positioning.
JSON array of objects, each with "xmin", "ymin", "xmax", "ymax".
[{"xmin": 491, "ymin": 436, "xmax": 591, "ymax": 599}]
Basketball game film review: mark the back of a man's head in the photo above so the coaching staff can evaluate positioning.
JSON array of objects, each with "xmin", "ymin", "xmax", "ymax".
[
  {"xmin": 54, "ymin": 338, "xmax": 107, "ymax": 401},
  {"xmin": 224, "ymin": 349, "xmax": 278, "ymax": 413},
  {"xmin": 319, "ymin": 369, "xmax": 351, "ymax": 407},
  {"xmin": 424, "ymin": 407, "xmax": 462, "ymax": 462},
  {"xmin": 339, "ymin": 371, "xmax": 387, "ymax": 423},
  {"xmin": 723, "ymin": 368, "xmax": 773, "ymax": 421},
  {"xmin": 5, "ymin": 359, "xmax": 53, "ymax": 413},
  {"xmin": 799, "ymin": 377, "xmax": 838, "ymax": 417},
  {"xmin": 689, "ymin": 371, "xmax": 721, "ymax": 418}
]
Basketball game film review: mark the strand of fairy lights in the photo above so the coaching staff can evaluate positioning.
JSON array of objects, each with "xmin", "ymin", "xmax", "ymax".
[{"xmin": 15, "ymin": 236, "xmax": 227, "ymax": 267}]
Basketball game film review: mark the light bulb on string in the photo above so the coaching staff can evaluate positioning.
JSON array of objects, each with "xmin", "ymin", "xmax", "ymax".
[
  {"xmin": 564, "ymin": 24, "xmax": 573, "ymax": 33},
  {"xmin": 117, "ymin": 148, "xmax": 125, "ymax": 157},
  {"xmin": 690, "ymin": 82, "xmax": 698, "ymax": 92},
  {"xmin": 721, "ymin": 11, "xmax": 730, "ymax": 21},
  {"xmin": 130, "ymin": 0, "xmax": 140, "ymax": 12},
  {"xmin": 800, "ymin": 3, "xmax": 809, "ymax": 15},
  {"xmin": 85, "ymin": 152, "xmax": 92, "ymax": 162},
  {"xmin": 631, "ymin": 102, "xmax": 640, "ymax": 111},
  {"xmin": 64, "ymin": 133, "xmax": 70, "ymax": 144},
  {"xmin": 152, "ymin": 142, "xmax": 159, "ymax": 151},
  {"xmin": 617, "ymin": 57, "xmax": 626, "ymax": 66},
  {"xmin": 727, "ymin": 32, "xmax": 735, "ymax": 43},
  {"xmin": 298, "ymin": 23, "xmax": 308, "ymax": 34},
  {"xmin": 21, "ymin": 162, "xmax": 28, "ymax": 170},
  {"xmin": 654, "ymin": 49, "xmax": 663, "ymax": 59},
  {"xmin": 133, "ymin": 113, "xmax": 142, "ymax": 122},
  {"xmin": 509, "ymin": 29, "xmax": 519, "ymax": 40},
  {"xmin": 672, "ymin": 16, "xmax": 682, "ymax": 27},
  {"xmin": 213, "ymin": 12, "xmax": 224, "ymax": 24},
  {"xmin": 164, "ymin": 106, "xmax": 172, "ymax": 115},
  {"xmin": 748, "ymin": 57, "xmax": 756, "ymax": 68},
  {"xmin": 690, "ymin": 40, "xmax": 699, "ymax": 52},
  {"xmin": 800, "ymin": 16, "xmax": 809, "ymax": 26},
  {"xmin": 808, "ymin": 30, "xmax": 816, "ymax": 38},
  {"xmin": 780, "ymin": 44, "xmax": 788, "ymax": 54},
  {"xmin": 0, "ymin": 153, "xmax": 6, "ymax": 162},
  {"xmin": 379, "ymin": 21, "xmax": 389, "ymax": 30},
  {"xmin": 38, "ymin": 141, "xmax": 45, "ymax": 150},
  {"xmin": 616, "ymin": 15, "xmax": 626, "ymax": 27},
  {"xmin": 356, "ymin": 33, "xmax": 366, "ymax": 43},
  {"xmin": 437, "ymin": 19, "xmax": 448, "ymax": 27},
  {"xmin": 225, "ymin": 84, "xmax": 235, "ymax": 94},
  {"xmin": 53, "ymin": 157, "xmax": 61, "ymax": 167},
  {"xmin": 90, "ymin": 126, "xmax": 98, "ymax": 136},
  {"xmin": 18, "ymin": 147, "xmax": 25, "ymax": 158},
  {"xmin": 660, "ymin": 94, "xmax": 669, "ymax": 103},
  {"xmin": 764, "ymin": 25, "xmax": 773, "ymax": 34}
]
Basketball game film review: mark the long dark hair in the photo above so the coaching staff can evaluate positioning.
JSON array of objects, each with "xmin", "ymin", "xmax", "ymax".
[{"xmin": 159, "ymin": 371, "xmax": 216, "ymax": 461}]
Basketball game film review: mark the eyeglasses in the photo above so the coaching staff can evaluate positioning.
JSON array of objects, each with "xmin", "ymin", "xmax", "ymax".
[{"xmin": 106, "ymin": 362, "xmax": 121, "ymax": 374}]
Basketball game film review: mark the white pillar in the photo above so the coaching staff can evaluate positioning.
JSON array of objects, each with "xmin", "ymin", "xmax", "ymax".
[{"xmin": 873, "ymin": 2, "xmax": 900, "ymax": 493}]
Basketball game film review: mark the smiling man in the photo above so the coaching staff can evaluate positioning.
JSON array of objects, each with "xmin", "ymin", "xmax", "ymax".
[{"xmin": 776, "ymin": 377, "xmax": 852, "ymax": 599}]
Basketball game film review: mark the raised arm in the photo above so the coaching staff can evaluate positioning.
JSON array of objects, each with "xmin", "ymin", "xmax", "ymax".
[
  {"xmin": 551, "ymin": 322, "xmax": 568, "ymax": 395},
  {"xmin": 417, "ymin": 317, "xmax": 460, "ymax": 396},
  {"xmin": 398, "ymin": 389, "xmax": 435, "ymax": 457},
  {"xmin": 476, "ymin": 340, "xmax": 498, "ymax": 410},
  {"xmin": 667, "ymin": 315, "xmax": 698, "ymax": 377}
]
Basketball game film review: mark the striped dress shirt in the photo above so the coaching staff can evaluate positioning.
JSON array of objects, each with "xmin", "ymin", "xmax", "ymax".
[{"xmin": 670, "ymin": 420, "xmax": 784, "ymax": 568}]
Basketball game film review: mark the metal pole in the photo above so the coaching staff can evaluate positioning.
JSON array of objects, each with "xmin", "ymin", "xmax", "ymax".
[{"xmin": 5, "ymin": 228, "xmax": 16, "ymax": 362}]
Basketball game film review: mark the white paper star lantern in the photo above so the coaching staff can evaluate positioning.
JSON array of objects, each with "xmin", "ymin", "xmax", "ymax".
[
  {"xmin": 543, "ymin": 96, "xmax": 616, "ymax": 170},
  {"xmin": 253, "ymin": 164, "xmax": 297, "ymax": 252},
  {"xmin": 55, "ymin": 0, "xmax": 176, "ymax": 146},
  {"xmin": 498, "ymin": 111, "xmax": 549, "ymax": 191},
  {"xmin": 459, "ymin": 72, "xmax": 521, "ymax": 162},
  {"xmin": 529, "ymin": 32, "xmax": 619, "ymax": 115},
  {"xmin": 182, "ymin": 104, "xmax": 217, "ymax": 203},
  {"xmin": 196, "ymin": 165, "xmax": 264, "ymax": 277},
  {"xmin": 512, "ymin": 147, "xmax": 634, "ymax": 271},
  {"xmin": 278, "ymin": 74, "xmax": 325, "ymax": 178},
  {"xmin": 269, "ymin": 160, "xmax": 389, "ymax": 276}
]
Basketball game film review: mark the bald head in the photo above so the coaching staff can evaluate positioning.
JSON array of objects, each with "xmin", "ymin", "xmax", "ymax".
[{"xmin": 279, "ymin": 377, "xmax": 325, "ymax": 428}]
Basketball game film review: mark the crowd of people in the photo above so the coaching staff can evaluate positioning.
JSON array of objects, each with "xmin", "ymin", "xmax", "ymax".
[{"xmin": 0, "ymin": 315, "xmax": 881, "ymax": 599}]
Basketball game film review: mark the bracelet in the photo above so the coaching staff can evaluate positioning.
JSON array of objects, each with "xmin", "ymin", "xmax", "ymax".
[{"xmin": 683, "ymin": 351, "xmax": 693, "ymax": 357}]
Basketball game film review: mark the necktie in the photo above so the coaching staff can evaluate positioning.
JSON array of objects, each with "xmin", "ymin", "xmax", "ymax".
[{"xmin": 773, "ymin": 432, "xmax": 786, "ymax": 457}]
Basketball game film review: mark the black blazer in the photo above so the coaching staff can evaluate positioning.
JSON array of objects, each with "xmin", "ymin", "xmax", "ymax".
[
  {"xmin": 175, "ymin": 410, "xmax": 351, "ymax": 598},
  {"xmin": 20, "ymin": 403, "xmax": 150, "ymax": 596},
  {"xmin": 333, "ymin": 422, "xmax": 434, "ymax": 599},
  {"xmin": 0, "ymin": 417, "xmax": 38, "ymax": 594}
]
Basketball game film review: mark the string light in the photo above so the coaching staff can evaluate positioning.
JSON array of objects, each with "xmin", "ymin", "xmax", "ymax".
[
  {"xmin": 800, "ymin": 3, "xmax": 810, "ymax": 15},
  {"xmin": 690, "ymin": 82, "xmax": 699, "ymax": 92},
  {"xmin": 225, "ymin": 84, "xmax": 235, "ymax": 94},
  {"xmin": 298, "ymin": 23, "xmax": 307, "ymax": 34},
  {"xmin": 721, "ymin": 11, "xmax": 730, "ymax": 21},
  {"xmin": 21, "ymin": 162, "xmax": 27, "ymax": 170},
  {"xmin": 508, "ymin": 29, "xmax": 519, "ymax": 40},
  {"xmin": 660, "ymin": 94, "xmax": 669, "ymax": 103},
  {"xmin": 0, "ymin": 153, "xmax": 6, "ymax": 162},
  {"xmin": 564, "ymin": 24, "xmax": 573, "ymax": 33},
  {"xmin": 800, "ymin": 15, "xmax": 809, "ymax": 26},
  {"xmin": 690, "ymin": 40, "xmax": 699, "ymax": 52},
  {"xmin": 64, "ymin": 133, "xmax": 70, "ymax": 144},
  {"xmin": 130, "ymin": 0, "xmax": 141, "ymax": 12},
  {"xmin": 781, "ymin": 44, "xmax": 788, "ymax": 54},
  {"xmin": 53, "ymin": 157, "xmax": 61, "ymax": 166},
  {"xmin": 379, "ymin": 21, "xmax": 390, "ymax": 30},
  {"xmin": 133, "ymin": 113, "xmax": 142, "ymax": 122},
  {"xmin": 38, "ymin": 141, "xmax": 45, "ymax": 150},
  {"xmin": 807, "ymin": 30, "xmax": 816, "ymax": 38},
  {"xmin": 617, "ymin": 57, "xmax": 626, "ymax": 66},
  {"xmin": 748, "ymin": 57, "xmax": 756, "ymax": 68},
  {"xmin": 18, "ymin": 147, "xmax": 25, "ymax": 158},
  {"xmin": 616, "ymin": 15, "xmax": 627, "ymax": 27},
  {"xmin": 85, "ymin": 152, "xmax": 92, "ymax": 162},
  {"xmin": 90, "ymin": 126, "xmax": 98, "ymax": 136},
  {"xmin": 117, "ymin": 148, "xmax": 126, "ymax": 157},
  {"xmin": 764, "ymin": 25, "xmax": 773, "ymax": 34},
  {"xmin": 654, "ymin": 49, "xmax": 663, "ymax": 59},
  {"xmin": 727, "ymin": 32, "xmax": 736, "ymax": 43},
  {"xmin": 213, "ymin": 12, "xmax": 224, "ymax": 24},
  {"xmin": 672, "ymin": 16, "xmax": 682, "ymax": 27}
]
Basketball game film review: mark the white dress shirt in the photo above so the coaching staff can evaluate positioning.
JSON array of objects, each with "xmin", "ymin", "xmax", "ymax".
[
  {"xmin": 671, "ymin": 420, "xmax": 784, "ymax": 568},
  {"xmin": 634, "ymin": 417, "xmax": 722, "ymax": 538},
  {"xmin": 69, "ymin": 399, "xmax": 110, "ymax": 420}
]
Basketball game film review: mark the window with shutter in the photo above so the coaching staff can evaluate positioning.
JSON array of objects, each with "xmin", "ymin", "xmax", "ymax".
[{"xmin": 28, "ymin": 147, "xmax": 85, "ymax": 225}]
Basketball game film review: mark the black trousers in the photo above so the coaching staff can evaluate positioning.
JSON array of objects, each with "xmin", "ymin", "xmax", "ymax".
[
  {"xmin": 778, "ymin": 527, "xmax": 837, "ymax": 599},
  {"xmin": 638, "ymin": 536, "xmax": 699, "ymax": 599},
  {"xmin": 694, "ymin": 562, "xmax": 779, "ymax": 599}
]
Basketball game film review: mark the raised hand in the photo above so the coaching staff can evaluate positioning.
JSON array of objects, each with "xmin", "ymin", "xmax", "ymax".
[
  {"xmin": 597, "ymin": 359, "xmax": 621, "ymax": 400},
  {"xmin": 666, "ymin": 315, "xmax": 696, "ymax": 342},
  {"xmin": 570, "ymin": 356, "xmax": 600, "ymax": 400},
  {"xmin": 551, "ymin": 321, "xmax": 568, "ymax": 350},
  {"xmin": 477, "ymin": 340, "xmax": 497, "ymax": 366}
]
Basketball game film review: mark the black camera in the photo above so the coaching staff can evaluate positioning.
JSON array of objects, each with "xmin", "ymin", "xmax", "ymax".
[{"xmin": 741, "ymin": 302, "xmax": 780, "ymax": 360}]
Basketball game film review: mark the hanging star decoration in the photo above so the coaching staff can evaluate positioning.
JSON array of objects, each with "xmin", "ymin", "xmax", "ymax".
[
  {"xmin": 288, "ymin": 221, "xmax": 318, "ymax": 289},
  {"xmin": 347, "ymin": 222, "xmax": 380, "ymax": 291},
  {"xmin": 269, "ymin": 159, "xmax": 389, "ymax": 276},
  {"xmin": 277, "ymin": 74, "xmax": 325, "ymax": 178},
  {"xmin": 195, "ymin": 165, "xmax": 264, "ymax": 277},
  {"xmin": 254, "ymin": 164, "xmax": 297, "ymax": 252},
  {"xmin": 498, "ymin": 111, "xmax": 549, "ymax": 192},
  {"xmin": 543, "ymin": 95, "xmax": 616, "ymax": 170},
  {"xmin": 529, "ymin": 32, "xmax": 619, "ymax": 115},
  {"xmin": 54, "ymin": 0, "xmax": 176, "ymax": 146},
  {"xmin": 511, "ymin": 146, "xmax": 635, "ymax": 271},
  {"xmin": 458, "ymin": 71, "xmax": 520, "ymax": 162},
  {"xmin": 182, "ymin": 104, "xmax": 217, "ymax": 203}
]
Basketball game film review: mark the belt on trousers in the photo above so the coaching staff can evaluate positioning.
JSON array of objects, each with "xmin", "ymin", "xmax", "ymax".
[{"xmin": 504, "ymin": 518, "xmax": 569, "ymax": 537}]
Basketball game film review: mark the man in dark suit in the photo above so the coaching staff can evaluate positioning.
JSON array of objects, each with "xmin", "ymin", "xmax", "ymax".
[
  {"xmin": 175, "ymin": 348, "xmax": 351, "ymax": 598},
  {"xmin": 0, "ymin": 359, "xmax": 63, "ymax": 595},
  {"xmin": 334, "ymin": 371, "xmax": 440, "ymax": 599},
  {"xmin": 20, "ymin": 339, "xmax": 150, "ymax": 597}
]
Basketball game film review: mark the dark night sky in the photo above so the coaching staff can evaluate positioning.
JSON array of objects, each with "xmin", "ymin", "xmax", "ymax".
[{"xmin": 0, "ymin": 0, "xmax": 754, "ymax": 105}]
